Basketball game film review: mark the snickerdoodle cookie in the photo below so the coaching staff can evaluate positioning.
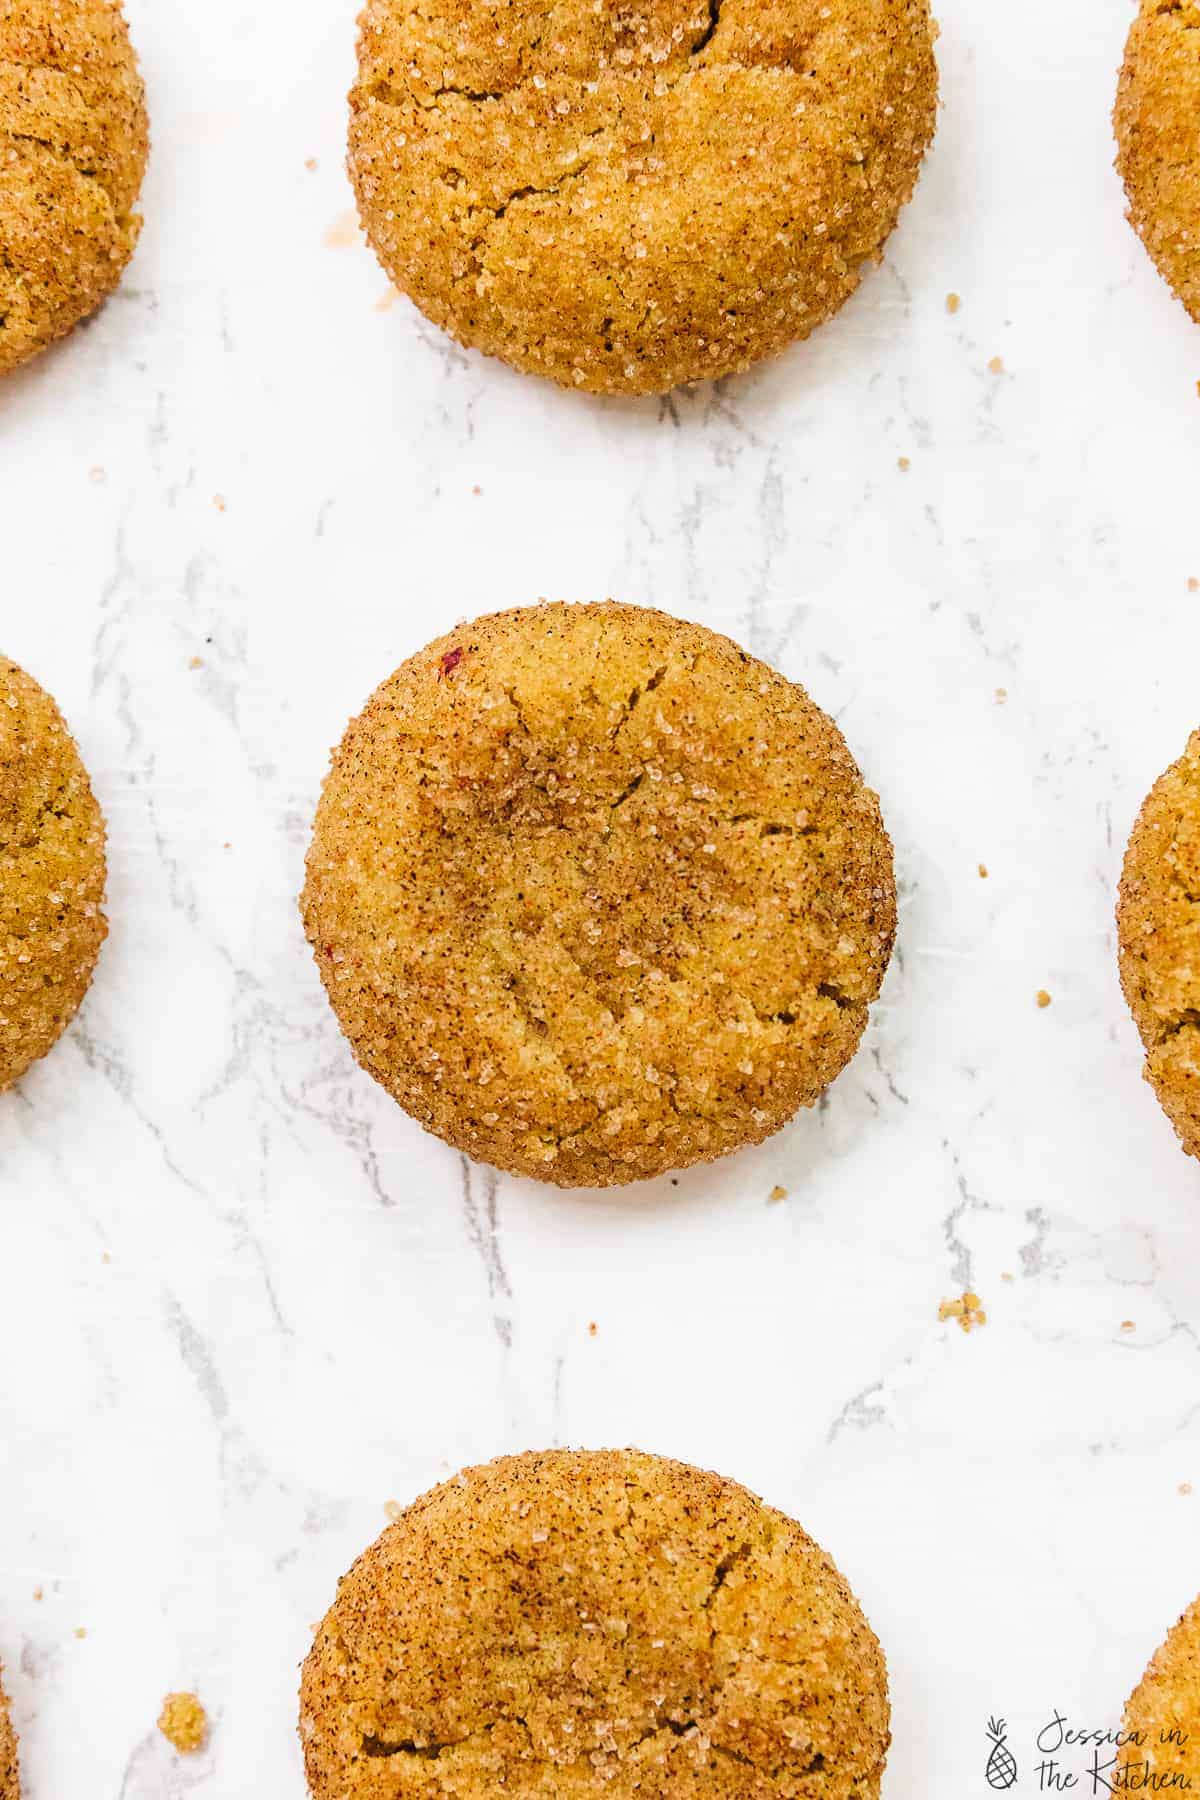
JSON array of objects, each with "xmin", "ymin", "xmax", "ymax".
[
  {"xmin": 1115, "ymin": 0, "xmax": 1200, "ymax": 324},
  {"xmin": 302, "ymin": 602, "xmax": 896, "ymax": 1187},
  {"xmin": 300, "ymin": 1447, "xmax": 891, "ymax": 1798},
  {"xmin": 348, "ymin": 0, "xmax": 938, "ymax": 394},
  {"xmin": 1118, "ymin": 730, "xmax": 1200, "ymax": 1160},
  {"xmin": 0, "ymin": 0, "xmax": 148, "ymax": 374},
  {"xmin": 0, "ymin": 657, "xmax": 107, "ymax": 1091},
  {"xmin": 1120, "ymin": 1595, "xmax": 1200, "ymax": 1790},
  {"xmin": 0, "ymin": 1667, "xmax": 17, "ymax": 1800}
]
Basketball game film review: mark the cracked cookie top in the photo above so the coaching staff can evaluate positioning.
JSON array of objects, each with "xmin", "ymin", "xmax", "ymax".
[
  {"xmin": 0, "ymin": 656, "xmax": 107, "ymax": 1093},
  {"xmin": 347, "ymin": 0, "xmax": 937, "ymax": 393},
  {"xmin": 1121, "ymin": 1594, "xmax": 1200, "ymax": 1790},
  {"xmin": 1115, "ymin": 0, "xmax": 1200, "ymax": 325},
  {"xmin": 300, "ymin": 1447, "xmax": 890, "ymax": 1798},
  {"xmin": 1118, "ymin": 730, "xmax": 1200, "ymax": 1160},
  {"xmin": 0, "ymin": 0, "xmax": 148, "ymax": 374},
  {"xmin": 301, "ymin": 602, "xmax": 896, "ymax": 1188},
  {"xmin": 0, "ymin": 1665, "xmax": 17, "ymax": 1800}
]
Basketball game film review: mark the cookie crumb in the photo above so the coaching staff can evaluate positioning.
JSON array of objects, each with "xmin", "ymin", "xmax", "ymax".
[
  {"xmin": 945, "ymin": 291, "xmax": 961, "ymax": 314},
  {"xmin": 1121, "ymin": 1319, "xmax": 1137, "ymax": 1333},
  {"xmin": 1036, "ymin": 989, "xmax": 1052, "ymax": 1009},
  {"xmin": 897, "ymin": 456, "xmax": 911, "ymax": 472},
  {"xmin": 158, "ymin": 1692, "xmax": 208, "ymax": 1755},
  {"xmin": 988, "ymin": 355, "xmax": 1005, "ymax": 374},
  {"xmin": 212, "ymin": 494, "xmax": 226, "ymax": 513},
  {"xmin": 939, "ymin": 1292, "xmax": 987, "ymax": 1333},
  {"xmin": 768, "ymin": 1184, "xmax": 788, "ymax": 1203},
  {"xmin": 1181, "ymin": 1483, "xmax": 1194, "ymax": 1497},
  {"xmin": 994, "ymin": 687, "xmax": 1008, "ymax": 704},
  {"xmin": 1189, "ymin": 577, "xmax": 1198, "ymax": 593},
  {"xmin": 383, "ymin": 1500, "xmax": 403, "ymax": 1522},
  {"xmin": 588, "ymin": 1321, "xmax": 598, "ymax": 1337},
  {"xmin": 978, "ymin": 863, "xmax": 989, "ymax": 879},
  {"xmin": 305, "ymin": 156, "xmax": 319, "ymax": 171},
  {"xmin": 73, "ymin": 1627, "xmax": 87, "ymax": 1640},
  {"xmin": 32, "ymin": 1587, "xmax": 42, "ymax": 1602},
  {"xmin": 188, "ymin": 656, "xmax": 203, "ymax": 671}
]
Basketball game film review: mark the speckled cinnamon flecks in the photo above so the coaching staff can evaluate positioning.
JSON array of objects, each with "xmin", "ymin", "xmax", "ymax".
[
  {"xmin": 348, "ymin": 0, "xmax": 938, "ymax": 393},
  {"xmin": 0, "ymin": 1666, "xmax": 18, "ymax": 1800},
  {"xmin": 1118, "ymin": 730, "xmax": 1200, "ymax": 1160},
  {"xmin": 1120, "ymin": 1594, "xmax": 1200, "ymax": 1789},
  {"xmin": 1115, "ymin": 0, "xmax": 1200, "ymax": 323},
  {"xmin": 0, "ymin": 656, "xmax": 107, "ymax": 1091},
  {"xmin": 301, "ymin": 601, "xmax": 896, "ymax": 1188},
  {"xmin": 0, "ymin": 0, "xmax": 149, "ymax": 373},
  {"xmin": 300, "ymin": 1447, "xmax": 891, "ymax": 1798}
]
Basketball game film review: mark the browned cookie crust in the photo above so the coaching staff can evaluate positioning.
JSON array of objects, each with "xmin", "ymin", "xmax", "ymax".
[
  {"xmin": 302, "ymin": 602, "xmax": 896, "ymax": 1188},
  {"xmin": 0, "ymin": 1667, "xmax": 17, "ymax": 1800},
  {"xmin": 300, "ymin": 1448, "xmax": 891, "ymax": 1798},
  {"xmin": 1118, "ymin": 730, "xmax": 1200, "ymax": 1160},
  {"xmin": 1120, "ymin": 1595, "xmax": 1200, "ymax": 1790},
  {"xmin": 1115, "ymin": 0, "xmax": 1200, "ymax": 324},
  {"xmin": 0, "ymin": 0, "xmax": 148, "ymax": 374},
  {"xmin": 0, "ymin": 656, "xmax": 107, "ymax": 1091},
  {"xmin": 348, "ymin": 0, "xmax": 938, "ymax": 394}
]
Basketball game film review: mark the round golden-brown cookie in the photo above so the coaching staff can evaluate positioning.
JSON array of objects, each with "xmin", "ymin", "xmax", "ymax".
[
  {"xmin": 348, "ymin": 0, "xmax": 938, "ymax": 394},
  {"xmin": 1115, "ymin": 0, "xmax": 1200, "ymax": 324},
  {"xmin": 300, "ymin": 1447, "xmax": 891, "ymax": 1798},
  {"xmin": 0, "ymin": 1666, "xmax": 17, "ymax": 1800},
  {"xmin": 302, "ymin": 602, "xmax": 896, "ymax": 1188},
  {"xmin": 1120, "ymin": 1595, "xmax": 1200, "ymax": 1790},
  {"xmin": 1117, "ymin": 730, "xmax": 1200, "ymax": 1160},
  {"xmin": 0, "ymin": 0, "xmax": 148, "ymax": 375},
  {"xmin": 0, "ymin": 656, "xmax": 107, "ymax": 1091}
]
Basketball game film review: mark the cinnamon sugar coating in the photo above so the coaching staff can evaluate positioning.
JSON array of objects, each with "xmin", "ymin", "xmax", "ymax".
[
  {"xmin": 300, "ymin": 1448, "xmax": 891, "ymax": 1798},
  {"xmin": 348, "ymin": 0, "xmax": 938, "ymax": 393},
  {"xmin": 301, "ymin": 602, "xmax": 896, "ymax": 1188}
]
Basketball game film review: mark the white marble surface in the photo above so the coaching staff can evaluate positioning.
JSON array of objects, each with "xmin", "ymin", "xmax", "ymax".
[{"xmin": 2, "ymin": 0, "xmax": 1200, "ymax": 1793}]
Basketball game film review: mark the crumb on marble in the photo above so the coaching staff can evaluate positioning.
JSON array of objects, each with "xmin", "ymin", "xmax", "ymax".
[
  {"xmin": 994, "ymin": 687, "xmax": 1008, "ymax": 704},
  {"xmin": 897, "ymin": 456, "xmax": 911, "ymax": 472},
  {"xmin": 769, "ymin": 1184, "xmax": 788, "ymax": 1203},
  {"xmin": 939, "ymin": 1292, "xmax": 987, "ymax": 1333},
  {"xmin": 1036, "ymin": 989, "xmax": 1052, "ymax": 1009},
  {"xmin": 988, "ymin": 355, "xmax": 1005, "ymax": 374},
  {"xmin": 73, "ymin": 1627, "xmax": 87, "ymax": 1640},
  {"xmin": 472, "ymin": 484, "xmax": 483, "ymax": 495},
  {"xmin": 212, "ymin": 495, "xmax": 226, "ymax": 513},
  {"xmin": 305, "ymin": 156, "xmax": 319, "ymax": 171},
  {"xmin": 588, "ymin": 1321, "xmax": 598, "ymax": 1337},
  {"xmin": 978, "ymin": 863, "xmax": 989, "ymax": 879},
  {"xmin": 325, "ymin": 210, "xmax": 360, "ymax": 249},
  {"xmin": 384, "ymin": 1500, "xmax": 403, "ymax": 1522},
  {"xmin": 1189, "ymin": 577, "xmax": 1198, "ymax": 593},
  {"xmin": 945, "ymin": 291, "xmax": 961, "ymax": 314},
  {"xmin": 32, "ymin": 1587, "xmax": 42, "ymax": 1602},
  {"xmin": 1181, "ymin": 1483, "xmax": 1194, "ymax": 1497},
  {"xmin": 158, "ymin": 1691, "xmax": 208, "ymax": 1755},
  {"xmin": 188, "ymin": 656, "xmax": 203, "ymax": 671},
  {"xmin": 1121, "ymin": 1319, "xmax": 1137, "ymax": 1333}
]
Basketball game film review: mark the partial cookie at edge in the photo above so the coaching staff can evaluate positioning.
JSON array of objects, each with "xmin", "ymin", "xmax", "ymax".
[
  {"xmin": 1117, "ymin": 729, "xmax": 1200, "ymax": 1159},
  {"xmin": 1115, "ymin": 0, "xmax": 1200, "ymax": 323},
  {"xmin": 300, "ymin": 1447, "xmax": 891, "ymax": 1798}
]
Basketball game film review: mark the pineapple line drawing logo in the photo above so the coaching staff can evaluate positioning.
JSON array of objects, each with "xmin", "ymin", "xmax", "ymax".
[{"xmin": 986, "ymin": 1716, "xmax": 1019, "ymax": 1791}]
